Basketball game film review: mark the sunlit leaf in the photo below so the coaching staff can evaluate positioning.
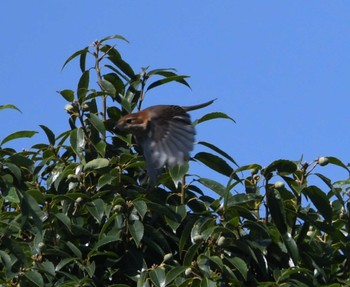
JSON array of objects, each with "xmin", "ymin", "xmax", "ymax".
[
  {"xmin": 88, "ymin": 113, "xmax": 106, "ymax": 137},
  {"xmin": 149, "ymin": 267, "xmax": 166, "ymax": 287},
  {"xmin": 198, "ymin": 178, "xmax": 227, "ymax": 197},
  {"xmin": 84, "ymin": 158, "xmax": 109, "ymax": 171},
  {"xmin": 0, "ymin": 104, "xmax": 22, "ymax": 113},
  {"xmin": 146, "ymin": 75, "xmax": 191, "ymax": 92},
  {"xmin": 58, "ymin": 89, "xmax": 75, "ymax": 102},
  {"xmin": 194, "ymin": 112, "xmax": 235, "ymax": 125},
  {"xmin": 1, "ymin": 130, "xmax": 37, "ymax": 146},
  {"xmin": 100, "ymin": 34, "xmax": 129, "ymax": 43},
  {"xmin": 99, "ymin": 79, "xmax": 117, "ymax": 95},
  {"xmin": 169, "ymin": 162, "xmax": 189, "ymax": 188},
  {"xmin": 198, "ymin": 141, "xmax": 238, "ymax": 166},
  {"xmin": 194, "ymin": 152, "xmax": 233, "ymax": 177}
]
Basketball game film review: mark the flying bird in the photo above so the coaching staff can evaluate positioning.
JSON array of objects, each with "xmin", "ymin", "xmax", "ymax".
[{"xmin": 114, "ymin": 99, "xmax": 215, "ymax": 182}]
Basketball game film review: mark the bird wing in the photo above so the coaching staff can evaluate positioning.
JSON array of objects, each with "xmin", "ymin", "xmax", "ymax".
[{"xmin": 136, "ymin": 107, "xmax": 195, "ymax": 182}]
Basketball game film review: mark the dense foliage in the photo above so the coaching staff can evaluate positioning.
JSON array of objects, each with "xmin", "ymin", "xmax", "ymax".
[{"xmin": 1, "ymin": 35, "xmax": 350, "ymax": 287}]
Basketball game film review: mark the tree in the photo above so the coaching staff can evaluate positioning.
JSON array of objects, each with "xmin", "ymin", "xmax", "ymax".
[{"xmin": 0, "ymin": 34, "xmax": 349, "ymax": 286}]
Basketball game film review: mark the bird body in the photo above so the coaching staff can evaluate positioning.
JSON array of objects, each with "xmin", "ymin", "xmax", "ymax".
[{"xmin": 115, "ymin": 99, "xmax": 215, "ymax": 182}]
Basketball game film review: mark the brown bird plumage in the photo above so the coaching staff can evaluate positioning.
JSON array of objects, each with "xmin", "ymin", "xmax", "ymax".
[{"xmin": 114, "ymin": 99, "xmax": 215, "ymax": 182}]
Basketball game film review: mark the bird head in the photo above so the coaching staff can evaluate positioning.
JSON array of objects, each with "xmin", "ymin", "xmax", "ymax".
[{"xmin": 113, "ymin": 111, "xmax": 149, "ymax": 135}]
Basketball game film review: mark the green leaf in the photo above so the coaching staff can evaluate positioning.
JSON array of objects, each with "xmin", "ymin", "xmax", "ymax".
[
  {"xmin": 149, "ymin": 267, "xmax": 166, "ymax": 287},
  {"xmin": 88, "ymin": 113, "xmax": 106, "ymax": 137},
  {"xmin": 198, "ymin": 178, "xmax": 227, "ymax": 197},
  {"xmin": 93, "ymin": 235, "xmax": 120, "ymax": 250},
  {"xmin": 55, "ymin": 213, "xmax": 72, "ymax": 231},
  {"xmin": 70, "ymin": 128, "xmax": 85, "ymax": 159},
  {"xmin": 146, "ymin": 75, "xmax": 191, "ymax": 91},
  {"xmin": 99, "ymin": 79, "xmax": 117, "ymax": 95},
  {"xmin": 1, "ymin": 130, "xmax": 37, "ymax": 146},
  {"xmin": 97, "ymin": 173, "xmax": 114, "ymax": 190},
  {"xmin": 268, "ymin": 188, "xmax": 288, "ymax": 234},
  {"xmin": 230, "ymin": 257, "xmax": 248, "ymax": 281},
  {"xmin": 165, "ymin": 204, "xmax": 187, "ymax": 232},
  {"xmin": 263, "ymin": 159, "xmax": 297, "ymax": 176},
  {"xmin": 194, "ymin": 112, "xmax": 235, "ymax": 125},
  {"xmin": 5, "ymin": 162, "xmax": 22, "ymax": 182},
  {"xmin": 165, "ymin": 266, "xmax": 188, "ymax": 285},
  {"xmin": 129, "ymin": 220, "xmax": 144, "ymax": 247},
  {"xmin": 303, "ymin": 185, "xmax": 333, "ymax": 222},
  {"xmin": 194, "ymin": 152, "xmax": 233, "ymax": 177},
  {"xmin": 198, "ymin": 141, "xmax": 238, "ymax": 166},
  {"xmin": 24, "ymin": 270, "xmax": 44, "ymax": 287},
  {"xmin": 3, "ymin": 186, "xmax": 20, "ymax": 203},
  {"xmin": 169, "ymin": 162, "xmax": 189, "ymax": 188},
  {"xmin": 183, "ymin": 243, "xmax": 201, "ymax": 266},
  {"xmin": 326, "ymin": 156, "xmax": 350, "ymax": 173},
  {"xmin": 62, "ymin": 46, "xmax": 89, "ymax": 70},
  {"xmin": 21, "ymin": 192, "xmax": 44, "ymax": 233},
  {"xmin": 281, "ymin": 232, "xmax": 299, "ymax": 265},
  {"xmin": 134, "ymin": 200, "xmax": 147, "ymax": 220},
  {"xmin": 39, "ymin": 125, "xmax": 55, "ymax": 145},
  {"xmin": 87, "ymin": 198, "xmax": 106, "ymax": 224},
  {"xmin": 66, "ymin": 241, "xmax": 82, "ymax": 259},
  {"xmin": 102, "ymin": 44, "xmax": 135, "ymax": 78},
  {"xmin": 58, "ymin": 89, "xmax": 75, "ymax": 102},
  {"xmin": 100, "ymin": 34, "xmax": 129, "ymax": 43},
  {"xmin": 84, "ymin": 158, "xmax": 109, "ymax": 171},
  {"xmin": 0, "ymin": 104, "xmax": 22, "ymax": 113},
  {"xmin": 77, "ymin": 70, "xmax": 90, "ymax": 100}
]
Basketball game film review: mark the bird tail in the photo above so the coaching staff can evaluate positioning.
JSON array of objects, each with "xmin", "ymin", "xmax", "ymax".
[{"xmin": 182, "ymin": 99, "xmax": 217, "ymax": 112}]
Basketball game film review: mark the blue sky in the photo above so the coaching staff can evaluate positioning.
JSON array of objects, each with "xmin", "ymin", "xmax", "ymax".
[{"xmin": 1, "ymin": 2, "xmax": 349, "ymax": 190}]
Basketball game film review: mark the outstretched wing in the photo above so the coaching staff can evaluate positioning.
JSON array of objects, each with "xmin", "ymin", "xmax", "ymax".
[{"xmin": 136, "ymin": 107, "xmax": 195, "ymax": 182}]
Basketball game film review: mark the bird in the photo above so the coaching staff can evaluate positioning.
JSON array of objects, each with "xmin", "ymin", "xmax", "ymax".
[{"xmin": 114, "ymin": 99, "xmax": 215, "ymax": 182}]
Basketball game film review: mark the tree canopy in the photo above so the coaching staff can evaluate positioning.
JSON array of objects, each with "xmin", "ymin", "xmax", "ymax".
[{"xmin": 0, "ymin": 35, "xmax": 350, "ymax": 287}]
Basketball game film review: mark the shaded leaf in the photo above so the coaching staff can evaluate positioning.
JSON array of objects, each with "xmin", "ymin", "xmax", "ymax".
[
  {"xmin": 268, "ymin": 188, "xmax": 287, "ymax": 234},
  {"xmin": 40, "ymin": 125, "xmax": 55, "ymax": 145},
  {"xmin": 129, "ymin": 220, "xmax": 144, "ymax": 247},
  {"xmin": 303, "ymin": 185, "xmax": 332, "ymax": 222},
  {"xmin": 165, "ymin": 266, "xmax": 188, "ymax": 285},
  {"xmin": 77, "ymin": 70, "xmax": 90, "ymax": 99},
  {"xmin": 230, "ymin": 257, "xmax": 248, "ymax": 281},
  {"xmin": 24, "ymin": 270, "xmax": 44, "ymax": 287},
  {"xmin": 62, "ymin": 46, "xmax": 89, "ymax": 70}
]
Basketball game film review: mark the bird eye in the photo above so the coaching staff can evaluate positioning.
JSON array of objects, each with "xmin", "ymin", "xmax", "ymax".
[{"xmin": 126, "ymin": 118, "xmax": 133, "ymax": 124}]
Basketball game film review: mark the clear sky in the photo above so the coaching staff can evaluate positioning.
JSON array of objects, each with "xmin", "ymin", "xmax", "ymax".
[{"xmin": 1, "ymin": 2, "xmax": 349, "ymax": 190}]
